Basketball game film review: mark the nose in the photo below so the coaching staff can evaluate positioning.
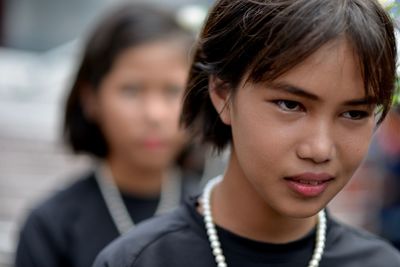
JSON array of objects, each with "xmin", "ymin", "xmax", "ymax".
[
  {"xmin": 296, "ymin": 121, "xmax": 335, "ymax": 164},
  {"xmin": 142, "ymin": 94, "xmax": 171, "ymax": 126}
]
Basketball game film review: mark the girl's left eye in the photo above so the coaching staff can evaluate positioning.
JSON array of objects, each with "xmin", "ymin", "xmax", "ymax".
[
  {"xmin": 164, "ymin": 85, "xmax": 182, "ymax": 98},
  {"xmin": 273, "ymin": 100, "xmax": 304, "ymax": 112},
  {"xmin": 342, "ymin": 110, "xmax": 371, "ymax": 120}
]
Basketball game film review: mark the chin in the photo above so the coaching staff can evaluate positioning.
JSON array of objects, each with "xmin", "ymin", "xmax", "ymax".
[
  {"xmin": 141, "ymin": 158, "xmax": 173, "ymax": 170},
  {"xmin": 275, "ymin": 200, "xmax": 326, "ymax": 219},
  {"xmin": 285, "ymin": 208, "xmax": 321, "ymax": 219}
]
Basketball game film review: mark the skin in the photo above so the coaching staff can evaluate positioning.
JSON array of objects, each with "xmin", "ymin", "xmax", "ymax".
[
  {"xmin": 84, "ymin": 40, "xmax": 188, "ymax": 195},
  {"xmin": 209, "ymin": 38, "xmax": 376, "ymax": 243}
]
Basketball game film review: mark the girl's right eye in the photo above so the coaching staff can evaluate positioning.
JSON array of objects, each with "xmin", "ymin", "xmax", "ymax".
[
  {"xmin": 121, "ymin": 84, "xmax": 141, "ymax": 96},
  {"xmin": 272, "ymin": 100, "xmax": 304, "ymax": 112},
  {"xmin": 164, "ymin": 85, "xmax": 182, "ymax": 99}
]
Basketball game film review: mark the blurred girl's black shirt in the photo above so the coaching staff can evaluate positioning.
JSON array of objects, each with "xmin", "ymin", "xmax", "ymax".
[{"xmin": 15, "ymin": 172, "xmax": 199, "ymax": 267}]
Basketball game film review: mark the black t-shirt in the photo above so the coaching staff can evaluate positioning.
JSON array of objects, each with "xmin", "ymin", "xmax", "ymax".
[
  {"xmin": 93, "ymin": 196, "xmax": 400, "ymax": 267},
  {"xmin": 15, "ymin": 171, "xmax": 199, "ymax": 267}
]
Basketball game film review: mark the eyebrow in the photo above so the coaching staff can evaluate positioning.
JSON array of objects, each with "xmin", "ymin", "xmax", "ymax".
[
  {"xmin": 270, "ymin": 82, "xmax": 319, "ymax": 101},
  {"xmin": 269, "ymin": 82, "xmax": 376, "ymax": 106},
  {"xmin": 342, "ymin": 97, "xmax": 376, "ymax": 106}
]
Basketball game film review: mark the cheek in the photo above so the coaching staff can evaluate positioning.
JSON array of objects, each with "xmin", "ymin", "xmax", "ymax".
[
  {"xmin": 97, "ymin": 101, "xmax": 140, "ymax": 142},
  {"xmin": 101, "ymin": 103, "xmax": 136, "ymax": 127},
  {"xmin": 171, "ymin": 101, "xmax": 183, "ymax": 122},
  {"xmin": 231, "ymin": 108, "xmax": 285, "ymax": 176},
  {"xmin": 338, "ymin": 125, "xmax": 374, "ymax": 177}
]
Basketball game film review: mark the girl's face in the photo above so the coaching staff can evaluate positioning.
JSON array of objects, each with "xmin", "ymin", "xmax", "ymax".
[
  {"xmin": 221, "ymin": 39, "xmax": 375, "ymax": 218},
  {"xmin": 87, "ymin": 40, "xmax": 188, "ymax": 170}
]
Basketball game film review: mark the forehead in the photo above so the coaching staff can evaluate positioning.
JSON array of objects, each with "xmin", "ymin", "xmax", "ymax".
[
  {"xmin": 243, "ymin": 38, "xmax": 367, "ymax": 101},
  {"xmin": 282, "ymin": 39, "xmax": 361, "ymax": 85},
  {"xmin": 114, "ymin": 40, "xmax": 188, "ymax": 68}
]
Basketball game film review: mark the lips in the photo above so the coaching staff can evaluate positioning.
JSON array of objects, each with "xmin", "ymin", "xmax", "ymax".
[
  {"xmin": 142, "ymin": 138, "xmax": 168, "ymax": 149},
  {"xmin": 295, "ymin": 180, "xmax": 325, "ymax": 186},
  {"xmin": 284, "ymin": 172, "xmax": 334, "ymax": 197}
]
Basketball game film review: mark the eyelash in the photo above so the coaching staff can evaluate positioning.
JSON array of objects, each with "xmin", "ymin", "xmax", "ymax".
[
  {"xmin": 273, "ymin": 100, "xmax": 305, "ymax": 112},
  {"xmin": 164, "ymin": 85, "xmax": 182, "ymax": 97},
  {"xmin": 121, "ymin": 85, "xmax": 141, "ymax": 96},
  {"xmin": 272, "ymin": 100, "xmax": 371, "ymax": 120},
  {"xmin": 341, "ymin": 110, "xmax": 370, "ymax": 120}
]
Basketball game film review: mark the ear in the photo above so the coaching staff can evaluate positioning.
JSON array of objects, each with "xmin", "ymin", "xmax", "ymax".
[
  {"xmin": 80, "ymin": 84, "xmax": 99, "ymax": 122},
  {"xmin": 209, "ymin": 75, "xmax": 232, "ymax": 125}
]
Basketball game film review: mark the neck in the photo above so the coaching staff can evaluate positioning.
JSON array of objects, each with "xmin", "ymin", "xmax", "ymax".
[
  {"xmin": 211, "ymin": 153, "xmax": 317, "ymax": 244},
  {"xmin": 105, "ymin": 156, "xmax": 167, "ymax": 196}
]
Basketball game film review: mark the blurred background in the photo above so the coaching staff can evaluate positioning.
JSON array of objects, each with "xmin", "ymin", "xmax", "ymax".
[
  {"xmin": 0, "ymin": 1, "xmax": 215, "ymax": 266},
  {"xmin": 0, "ymin": 0, "xmax": 399, "ymax": 266}
]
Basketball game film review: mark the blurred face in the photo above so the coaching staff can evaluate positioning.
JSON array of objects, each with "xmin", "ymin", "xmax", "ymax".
[
  {"xmin": 88, "ymin": 40, "xmax": 188, "ymax": 170},
  {"xmin": 218, "ymin": 38, "xmax": 376, "ymax": 218}
]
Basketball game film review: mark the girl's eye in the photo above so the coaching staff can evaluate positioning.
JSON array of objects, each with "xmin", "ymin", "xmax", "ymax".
[
  {"xmin": 164, "ymin": 85, "xmax": 182, "ymax": 98},
  {"xmin": 121, "ymin": 84, "xmax": 142, "ymax": 96},
  {"xmin": 274, "ymin": 100, "xmax": 304, "ymax": 112},
  {"xmin": 342, "ymin": 110, "xmax": 370, "ymax": 120}
]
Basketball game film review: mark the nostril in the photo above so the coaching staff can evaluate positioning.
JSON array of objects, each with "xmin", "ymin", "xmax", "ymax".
[{"xmin": 296, "ymin": 140, "xmax": 335, "ymax": 163}]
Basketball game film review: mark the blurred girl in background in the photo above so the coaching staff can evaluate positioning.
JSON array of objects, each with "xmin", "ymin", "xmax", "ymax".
[{"xmin": 15, "ymin": 3, "xmax": 203, "ymax": 267}]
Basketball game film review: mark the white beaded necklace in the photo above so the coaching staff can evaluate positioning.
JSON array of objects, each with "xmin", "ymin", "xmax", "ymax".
[
  {"xmin": 95, "ymin": 163, "xmax": 182, "ymax": 235},
  {"xmin": 201, "ymin": 175, "xmax": 327, "ymax": 267}
]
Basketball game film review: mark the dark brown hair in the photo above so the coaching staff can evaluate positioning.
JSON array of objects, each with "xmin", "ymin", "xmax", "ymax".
[
  {"xmin": 64, "ymin": 3, "xmax": 194, "ymax": 158},
  {"xmin": 182, "ymin": 0, "xmax": 397, "ymax": 152}
]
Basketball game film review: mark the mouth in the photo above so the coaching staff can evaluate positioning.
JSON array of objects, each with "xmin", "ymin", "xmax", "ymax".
[
  {"xmin": 284, "ymin": 173, "xmax": 334, "ymax": 197},
  {"xmin": 142, "ymin": 138, "xmax": 168, "ymax": 150}
]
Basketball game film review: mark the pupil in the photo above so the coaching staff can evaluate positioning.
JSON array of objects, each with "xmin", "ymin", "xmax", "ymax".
[{"xmin": 286, "ymin": 101, "xmax": 297, "ymax": 109}]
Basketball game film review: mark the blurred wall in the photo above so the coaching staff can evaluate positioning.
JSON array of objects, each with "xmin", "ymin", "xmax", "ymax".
[
  {"xmin": 2, "ymin": 0, "xmax": 211, "ymax": 51},
  {"xmin": 0, "ymin": 0, "xmax": 4, "ymax": 44}
]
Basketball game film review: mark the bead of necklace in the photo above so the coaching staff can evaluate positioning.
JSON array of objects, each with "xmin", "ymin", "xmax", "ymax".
[
  {"xmin": 96, "ymin": 163, "xmax": 182, "ymax": 235},
  {"xmin": 201, "ymin": 175, "xmax": 326, "ymax": 267}
]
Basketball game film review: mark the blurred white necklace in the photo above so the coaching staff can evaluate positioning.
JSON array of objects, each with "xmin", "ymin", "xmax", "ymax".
[
  {"xmin": 201, "ymin": 175, "xmax": 327, "ymax": 267},
  {"xmin": 95, "ymin": 163, "xmax": 181, "ymax": 235}
]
